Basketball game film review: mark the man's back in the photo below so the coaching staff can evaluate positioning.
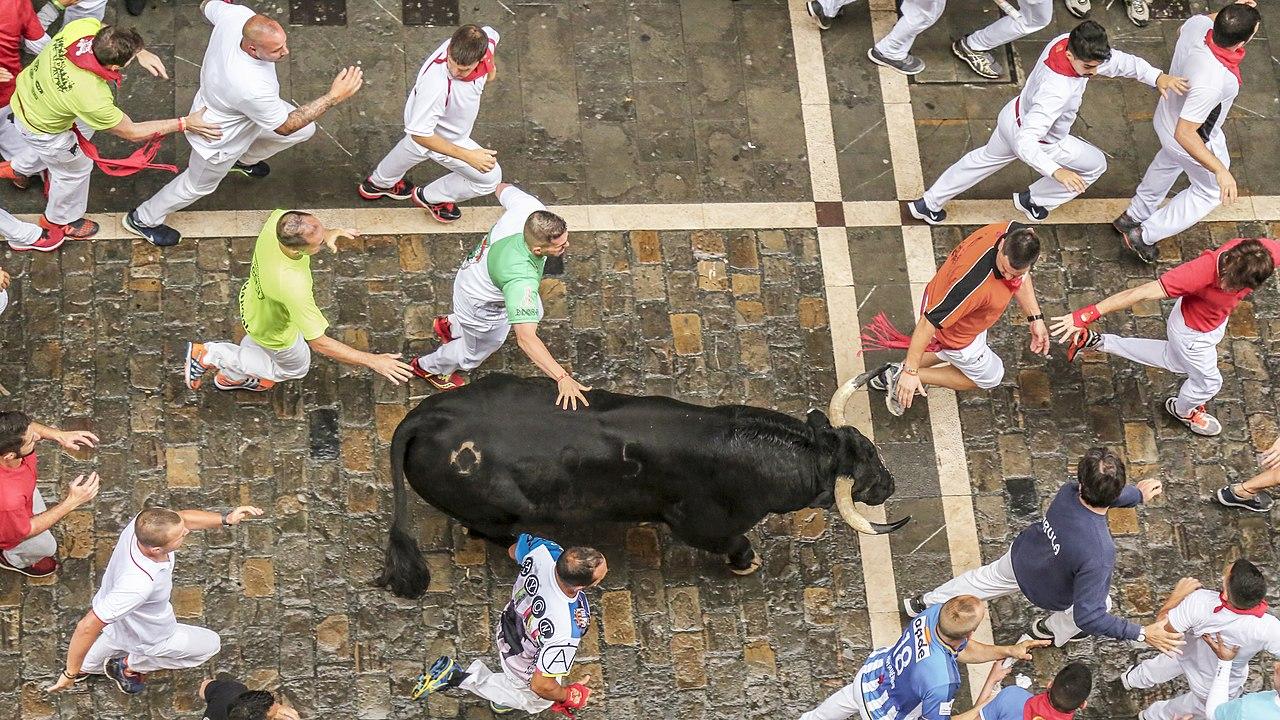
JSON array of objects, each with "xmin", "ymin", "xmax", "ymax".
[
  {"xmin": 1154, "ymin": 14, "xmax": 1237, "ymax": 143},
  {"xmin": 860, "ymin": 604, "xmax": 962, "ymax": 720},
  {"xmin": 13, "ymin": 18, "xmax": 122, "ymax": 134},
  {"xmin": 238, "ymin": 210, "xmax": 327, "ymax": 350}
]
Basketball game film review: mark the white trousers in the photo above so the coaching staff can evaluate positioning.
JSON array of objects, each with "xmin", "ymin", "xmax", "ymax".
[
  {"xmin": 799, "ymin": 678, "xmax": 871, "ymax": 720},
  {"xmin": 0, "ymin": 108, "xmax": 32, "ymax": 161},
  {"xmin": 416, "ymin": 282, "xmax": 511, "ymax": 376},
  {"xmin": 967, "ymin": 0, "xmax": 1052, "ymax": 50},
  {"xmin": 922, "ymin": 550, "xmax": 1103, "ymax": 646},
  {"xmin": 816, "ymin": 0, "xmax": 859, "ymax": 17},
  {"xmin": 1098, "ymin": 300, "xmax": 1224, "ymax": 416},
  {"xmin": 924, "ymin": 103, "xmax": 1106, "ymax": 212},
  {"xmin": 1, "ymin": 489, "xmax": 57, "ymax": 568},
  {"xmin": 458, "ymin": 659, "xmax": 554, "ymax": 714},
  {"xmin": 11, "ymin": 120, "xmax": 91, "ymax": 225},
  {"xmin": 64, "ymin": 0, "xmax": 107, "ymax": 22},
  {"xmin": 82, "ymin": 624, "xmax": 221, "ymax": 675},
  {"xmin": 203, "ymin": 332, "xmax": 312, "ymax": 383},
  {"xmin": 874, "ymin": 0, "xmax": 947, "ymax": 60},
  {"xmin": 1128, "ymin": 133, "xmax": 1229, "ymax": 246},
  {"xmin": 0, "ymin": 207, "xmax": 42, "ymax": 246},
  {"xmin": 935, "ymin": 331, "xmax": 1005, "ymax": 389},
  {"xmin": 370, "ymin": 135, "xmax": 502, "ymax": 204},
  {"xmin": 135, "ymin": 123, "xmax": 315, "ymax": 226},
  {"xmin": 1124, "ymin": 653, "xmax": 1211, "ymax": 720}
]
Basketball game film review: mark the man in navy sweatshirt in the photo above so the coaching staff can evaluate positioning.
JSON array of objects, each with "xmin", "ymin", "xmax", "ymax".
[{"xmin": 901, "ymin": 447, "xmax": 1183, "ymax": 653}]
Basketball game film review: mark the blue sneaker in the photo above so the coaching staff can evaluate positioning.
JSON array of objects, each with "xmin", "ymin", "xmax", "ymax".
[
  {"xmin": 411, "ymin": 656, "xmax": 462, "ymax": 700},
  {"xmin": 907, "ymin": 198, "xmax": 946, "ymax": 225},
  {"xmin": 104, "ymin": 656, "xmax": 145, "ymax": 695}
]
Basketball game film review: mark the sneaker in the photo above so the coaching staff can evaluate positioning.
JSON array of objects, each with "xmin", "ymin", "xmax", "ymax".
[
  {"xmin": 1065, "ymin": 328, "xmax": 1101, "ymax": 362},
  {"xmin": 104, "ymin": 657, "xmax": 146, "ymax": 695},
  {"xmin": 1124, "ymin": 0, "xmax": 1150, "ymax": 27},
  {"xmin": 124, "ymin": 0, "xmax": 146, "ymax": 14},
  {"xmin": 1013, "ymin": 190, "xmax": 1049, "ymax": 222},
  {"xmin": 490, "ymin": 703, "xmax": 515, "ymax": 714},
  {"xmin": 411, "ymin": 656, "xmax": 463, "ymax": 700},
  {"xmin": 952, "ymin": 36, "xmax": 1002, "ymax": 79},
  {"xmin": 0, "ymin": 554, "xmax": 59, "ymax": 577},
  {"xmin": 412, "ymin": 189, "xmax": 462, "ymax": 223},
  {"xmin": 806, "ymin": 0, "xmax": 833, "ymax": 29},
  {"xmin": 1113, "ymin": 211, "xmax": 1141, "ymax": 233},
  {"xmin": 39, "ymin": 215, "xmax": 98, "ymax": 240},
  {"xmin": 868, "ymin": 46, "xmax": 925, "ymax": 76},
  {"xmin": 8, "ymin": 228, "xmax": 66, "ymax": 253},
  {"xmin": 1028, "ymin": 617, "xmax": 1086, "ymax": 644},
  {"xmin": 849, "ymin": 362, "xmax": 894, "ymax": 392},
  {"xmin": 1064, "ymin": 0, "xmax": 1090, "ymax": 17},
  {"xmin": 184, "ymin": 342, "xmax": 213, "ymax": 390},
  {"xmin": 1116, "ymin": 221, "xmax": 1158, "ymax": 264},
  {"xmin": 433, "ymin": 315, "xmax": 455, "ymax": 343},
  {"xmin": 869, "ymin": 363, "xmax": 899, "ymax": 392},
  {"xmin": 881, "ymin": 363, "xmax": 907, "ymax": 416},
  {"xmin": 358, "ymin": 177, "xmax": 415, "ymax": 201},
  {"xmin": 230, "ymin": 161, "xmax": 270, "ymax": 179},
  {"xmin": 212, "ymin": 373, "xmax": 276, "ymax": 392},
  {"xmin": 122, "ymin": 210, "xmax": 182, "ymax": 248},
  {"xmin": 1119, "ymin": 666, "xmax": 1135, "ymax": 691},
  {"xmin": 0, "ymin": 161, "xmax": 18, "ymax": 182},
  {"xmin": 426, "ymin": 371, "xmax": 466, "ymax": 391},
  {"xmin": 1165, "ymin": 397, "xmax": 1222, "ymax": 437},
  {"xmin": 907, "ymin": 199, "xmax": 946, "ymax": 225},
  {"xmin": 902, "ymin": 595, "xmax": 927, "ymax": 618},
  {"xmin": 1216, "ymin": 485, "xmax": 1275, "ymax": 513}
]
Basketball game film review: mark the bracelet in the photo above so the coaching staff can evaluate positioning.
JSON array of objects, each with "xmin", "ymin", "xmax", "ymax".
[
  {"xmin": 177, "ymin": 116, "xmax": 186, "ymax": 133},
  {"xmin": 62, "ymin": 670, "xmax": 85, "ymax": 680},
  {"xmin": 220, "ymin": 510, "xmax": 231, "ymax": 526},
  {"xmin": 902, "ymin": 367, "xmax": 919, "ymax": 376},
  {"xmin": 554, "ymin": 373, "xmax": 568, "ymax": 382},
  {"xmin": 1026, "ymin": 314, "xmax": 1043, "ymax": 323}
]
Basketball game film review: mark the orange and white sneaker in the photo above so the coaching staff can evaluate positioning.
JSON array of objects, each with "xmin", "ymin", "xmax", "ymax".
[
  {"xmin": 213, "ymin": 373, "xmax": 276, "ymax": 392},
  {"xmin": 184, "ymin": 342, "xmax": 214, "ymax": 390},
  {"xmin": 39, "ymin": 215, "xmax": 99, "ymax": 239},
  {"xmin": 407, "ymin": 356, "xmax": 465, "ymax": 390},
  {"xmin": 1165, "ymin": 398, "xmax": 1222, "ymax": 437}
]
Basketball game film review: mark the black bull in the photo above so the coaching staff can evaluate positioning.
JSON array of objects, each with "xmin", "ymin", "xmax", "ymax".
[{"xmin": 377, "ymin": 374, "xmax": 908, "ymax": 599}]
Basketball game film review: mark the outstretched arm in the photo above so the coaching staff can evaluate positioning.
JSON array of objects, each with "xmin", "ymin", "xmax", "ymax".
[
  {"xmin": 1049, "ymin": 280, "xmax": 1167, "ymax": 343},
  {"xmin": 513, "ymin": 323, "xmax": 591, "ymax": 410}
]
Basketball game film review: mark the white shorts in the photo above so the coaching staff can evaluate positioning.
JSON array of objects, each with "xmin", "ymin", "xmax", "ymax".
[{"xmin": 936, "ymin": 331, "xmax": 1004, "ymax": 389}]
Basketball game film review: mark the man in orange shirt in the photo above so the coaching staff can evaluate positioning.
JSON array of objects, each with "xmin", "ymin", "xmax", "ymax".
[{"xmin": 858, "ymin": 222, "xmax": 1048, "ymax": 415}]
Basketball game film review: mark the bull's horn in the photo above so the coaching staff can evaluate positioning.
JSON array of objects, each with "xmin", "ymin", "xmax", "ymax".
[
  {"xmin": 827, "ymin": 378, "xmax": 859, "ymax": 427},
  {"xmin": 834, "ymin": 476, "xmax": 911, "ymax": 535}
]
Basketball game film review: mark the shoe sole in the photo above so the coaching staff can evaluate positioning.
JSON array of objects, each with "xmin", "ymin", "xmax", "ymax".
[
  {"xmin": 414, "ymin": 657, "xmax": 457, "ymax": 698},
  {"xmin": 950, "ymin": 42, "xmax": 1001, "ymax": 80},
  {"xmin": 1065, "ymin": 5, "xmax": 1089, "ymax": 18},
  {"xmin": 1216, "ymin": 488, "xmax": 1272, "ymax": 513},
  {"xmin": 906, "ymin": 202, "xmax": 942, "ymax": 226},
  {"xmin": 184, "ymin": 343, "xmax": 203, "ymax": 390},
  {"xmin": 806, "ymin": 2, "xmax": 832, "ymax": 29},
  {"xmin": 411, "ymin": 193, "xmax": 461, "ymax": 223},
  {"xmin": 357, "ymin": 184, "xmax": 414, "ymax": 202},
  {"xmin": 7, "ymin": 238, "xmax": 64, "ymax": 253},
  {"xmin": 121, "ymin": 213, "xmax": 146, "ymax": 240},
  {"xmin": 901, "ymin": 597, "xmax": 923, "ymax": 618},
  {"xmin": 213, "ymin": 380, "xmax": 270, "ymax": 392},
  {"xmin": 1013, "ymin": 194, "xmax": 1046, "ymax": 223},
  {"xmin": 48, "ymin": 222, "xmax": 98, "ymax": 240},
  {"xmin": 0, "ymin": 561, "xmax": 54, "ymax": 577},
  {"xmin": 867, "ymin": 47, "xmax": 924, "ymax": 76}
]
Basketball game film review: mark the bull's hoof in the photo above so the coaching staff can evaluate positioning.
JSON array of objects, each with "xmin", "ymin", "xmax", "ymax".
[{"xmin": 727, "ymin": 551, "xmax": 762, "ymax": 576}]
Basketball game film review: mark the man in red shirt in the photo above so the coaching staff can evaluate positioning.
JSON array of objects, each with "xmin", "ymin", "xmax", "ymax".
[
  {"xmin": 0, "ymin": 411, "xmax": 100, "ymax": 578},
  {"xmin": 1052, "ymin": 237, "xmax": 1280, "ymax": 437}
]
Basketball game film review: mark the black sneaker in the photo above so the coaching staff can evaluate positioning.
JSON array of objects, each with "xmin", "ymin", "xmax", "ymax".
[
  {"xmin": 122, "ymin": 210, "xmax": 182, "ymax": 248},
  {"xmin": 1013, "ymin": 190, "xmax": 1049, "ymax": 222},
  {"xmin": 1116, "ymin": 221, "xmax": 1158, "ymax": 264},
  {"xmin": 952, "ymin": 36, "xmax": 1003, "ymax": 79},
  {"xmin": 1113, "ymin": 211, "xmax": 1141, "ymax": 233},
  {"xmin": 1217, "ymin": 485, "xmax": 1274, "ymax": 513},
  {"xmin": 357, "ymin": 177, "xmax": 415, "ymax": 201},
  {"xmin": 230, "ymin": 161, "xmax": 270, "ymax": 179},
  {"xmin": 903, "ymin": 595, "xmax": 927, "ymax": 618},
  {"xmin": 850, "ymin": 362, "xmax": 893, "ymax": 392},
  {"xmin": 104, "ymin": 657, "xmax": 146, "ymax": 695},
  {"xmin": 806, "ymin": 0, "xmax": 833, "ymax": 29},
  {"xmin": 907, "ymin": 198, "xmax": 946, "ymax": 225}
]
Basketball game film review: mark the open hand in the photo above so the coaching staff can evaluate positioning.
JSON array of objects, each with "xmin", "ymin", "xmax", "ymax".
[
  {"xmin": 56, "ymin": 429, "xmax": 98, "ymax": 451},
  {"xmin": 1202, "ymin": 632, "xmax": 1240, "ymax": 661},
  {"xmin": 367, "ymin": 353, "xmax": 415, "ymax": 385},
  {"xmin": 328, "ymin": 66, "xmax": 364, "ymax": 102},
  {"xmin": 133, "ymin": 49, "xmax": 169, "ymax": 80},
  {"xmin": 895, "ymin": 370, "xmax": 925, "ymax": 411},
  {"xmin": 0, "ymin": 68, "xmax": 12, "ymax": 84},
  {"xmin": 0, "ymin": 268, "xmax": 9, "ymax": 291},
  {"xmin": 556, "ymin": 376, "xmax": 592, "ymax": 411},
  {"xmin": 1028, "ymin": 319, "xmax": 1050, "ymax": 356},
  {"xmin": 224, "ymin": 506, "xmax": 265, "ymax": 525},
  {"xmin": 184, "ymin": 107, "xmax": 223, "ymax": 141},
  {"xmin": 324, "ymin": 227, "xmax": 360, "ymax": 253},
  {"xmin": 1049, "ymin": 313, "xmax": 1084, "ymax": 344},
  {"xmin": 1155, "ymin": 74, "xmax": 1189, "ymax": 99},
  {"xmin": 44, "ymin": 673, "xmax": 78, "ymax": 694}
]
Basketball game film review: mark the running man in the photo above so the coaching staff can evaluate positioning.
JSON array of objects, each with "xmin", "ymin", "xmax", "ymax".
[
  {"xmin": 359, "ymin": 24, "xmax": 499, "ymax": 223},
  {"xmin": 1121, "ymin": 563, "xmax": 1280, "ymax": 720},
  {"xmin": 408, "ymin": 182, "xmax": 590, "ymax": 409},
  {"xmin": 798, "ymin": 595, "xmax": 1047, "ymax": 720},
  {"xmin": 126, "ymin": 0, "xmax": 362, "ymax": 247},
  {"xmin": 413, "ymin": 534, "xmax": 604, "ymax": 716},
  {"xmin": 856, "ymin": 222, "xmax": 1045, "ymax": 416},
  {"xmin": 184, "ymin": 210, "xmax": 414, "ymax": 392},
  {"xmin": 1052, "ymin": 236, "xmax": 1280, "ymax": 437},
  {"xmin": 1115, "ymin": 0, "xmax": 1260, "ymax": 264},
  {"xmin": 908, "ymin": 21, "xmax": 1185, "ymax": 225}
]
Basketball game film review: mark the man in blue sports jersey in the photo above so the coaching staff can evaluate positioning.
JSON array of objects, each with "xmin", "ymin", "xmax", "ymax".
[
  {"xmin": 976, "ymin": 661, "xmax": 1092, "ymax": 720},
  {"xmin": 799, "ymin": 596, "xmax": 1048, "ymax": 720}
]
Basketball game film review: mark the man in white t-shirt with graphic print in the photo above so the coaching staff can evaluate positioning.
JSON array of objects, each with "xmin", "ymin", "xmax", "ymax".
[
  {"xmin": 1121, "ymin": 559, "xmax": 1280, "ymax": 720},
  {"xmin": 358, "ymin": 24, "xmax": 499, "ymax": 224},
  {"xmin": 124, "ymin": 0, "xmax": 363, "ymax": 248},
  {"xmin": 413, "ymin": 534, "xmax": 606, "ymax": 716},
  {"xmin": 44, "ymin": 505, "xmax": 263, "ymax": 695},
  {"xmin": 1115, "ymin": 0, "xmax": 1261, "ymax": 264}
]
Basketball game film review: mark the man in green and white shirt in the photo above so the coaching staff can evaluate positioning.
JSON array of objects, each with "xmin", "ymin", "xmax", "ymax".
[
  {"xmin": 183, "ymin": 209, "xmax": 414, "ymax": 391},
  {"xmin": 411, "ymin": 183, "xmax": 590, "ymax": 410}
]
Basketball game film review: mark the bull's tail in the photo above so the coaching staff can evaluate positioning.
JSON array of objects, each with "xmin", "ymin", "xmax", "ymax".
[{"xmin": 374, "ymin": 424, "xmax": 431, "ymax": 598}]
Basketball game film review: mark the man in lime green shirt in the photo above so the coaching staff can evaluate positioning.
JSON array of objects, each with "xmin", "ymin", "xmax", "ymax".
[
  {"xmin": 0, "ymin": 18, "xmax": 218, "ymax": 239},
  {"xmin": 183, "ymin": 210, "xmax": 414, "ymax": 391}
]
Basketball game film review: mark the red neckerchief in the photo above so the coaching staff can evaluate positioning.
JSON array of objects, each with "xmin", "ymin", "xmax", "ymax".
[
  {"xmin": 1204, "ymin": 30, "xmax": 1244, "ymax": 84},
  {"xmin": 429, "ymin": 39, "xmax": 495, "ymax": 108},
  {"xmin": 64, "ymin": 35, "xmax": 122, "ymax": 87},
  {"xmin": 1024, "ymin": 692, "xmax": 1075, "ymax": 720},
  {"xmin": 1043, "ymin": 38, "xmax": 1082, "ymax": 78},
  {"xmin": 1214, "ymin": 591, "xmax": 1269, "ymax": 618}
]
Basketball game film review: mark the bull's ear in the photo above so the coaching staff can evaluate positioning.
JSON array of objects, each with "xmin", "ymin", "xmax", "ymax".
[{"xmin": 805, "ymin": 409, "xmax": 832, "ymax": 431}]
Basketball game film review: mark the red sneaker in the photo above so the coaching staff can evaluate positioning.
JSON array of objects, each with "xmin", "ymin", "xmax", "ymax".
[
  {"xmin": 407, "ymin": 356, "xmax": 466, "ymax": 390},
  {"xmin": 433, "ymin": 315, "xmax": 454, "ymax": 343},
  {"xmin": 212, "ymin": 372, "xmax": 275, "ymax": 392},
  {"xmin": 8, "ymin": 227, "xmax": 66, "ymax": 253},
  {"xmin": 39, "ymin": 215, "xmax": 99, "ymax": 239},
  {"xmin": 411, "ymin": 189, "xmax": 462, "ymax": 223},
  {"xmin": 0, "ymin": 554, "xmax": 59, "ymax": 577},
  {"xmin": 0, "ymin": 161, "xmax": 17, "ymax": 182}
]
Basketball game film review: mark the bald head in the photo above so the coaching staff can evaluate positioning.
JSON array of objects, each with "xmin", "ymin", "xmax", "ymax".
[
  {"xmin": 937, "ymin": 595, "xmax": 986, "ymax": 642},
  {"xmin": 242, "ymin": 15, "xmax": 288, "ymax": 62}
]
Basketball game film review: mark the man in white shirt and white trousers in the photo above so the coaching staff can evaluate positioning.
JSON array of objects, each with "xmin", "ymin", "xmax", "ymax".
[
  {"xmin": 123, "ymin": 0, "xmax": 363, "ymax": 248},
  {"xmin": 44, "ymin": 505, "xmax": 262, "ymax": 695},
  {"xmin": 907, "ymin": 21, "xmax": 1185, "ymax": 226},
  {"xmin": 1115, "ymin": 0, "xmax": 1260, "ymax": 265},
  {"xmin": 358, "ymin": 24, "xmax": 500, "ymax": 224}
]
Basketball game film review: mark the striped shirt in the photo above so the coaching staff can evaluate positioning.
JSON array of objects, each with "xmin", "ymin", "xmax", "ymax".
[
  {"xmin": 922, "ymin": 222, "xmax": 1027, "ymax": 350},
  {"xmin": 856, "ymin": 604, "xmax": 965, "ymax": 720}
]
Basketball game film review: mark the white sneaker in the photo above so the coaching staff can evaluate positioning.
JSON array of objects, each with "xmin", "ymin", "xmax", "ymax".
[
  {"xmin": 1063, "ymin": 0, "xmax": 1090, "ymax": 17},
  {"xmin": 1165, "ymin": 398, "xmax": 1222, "ymax": 437},
  {"xmin": 1124, "ymin": 0, "xmax": 1150, "ymax": 27}
]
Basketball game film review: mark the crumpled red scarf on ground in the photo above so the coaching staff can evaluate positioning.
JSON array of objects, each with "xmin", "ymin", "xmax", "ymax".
[
  {"xmin": 1024, "ymin": 692, "xmax": 1075, "ymax": 720},
  {"xmin": 1205, "ymin": 30, "xmax": 1245, "ymax": 84}
]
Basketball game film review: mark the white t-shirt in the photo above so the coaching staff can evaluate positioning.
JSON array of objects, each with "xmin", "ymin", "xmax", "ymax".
[
  {"xmin": 403, "ymin": 26, "xmax": 499, "ymax": 142},
  {"xmin": 1154, "ymin": 15, "xmax": 1239, "ymax": 147},
  {"xmin": 496, "ymin": 534, "xmax": 591, "ymax": 684},
  {"xmin": 92, "ymin": 517, "xmax": 177, "ymax": 648},
  {"xmin": 452, "ymin": 185, "xmax": 545, "ymax": 326},
  {"xmin": 1168, "ymin": 588, "xmax": 1280, "ymax": 696},
  {"xmin": 188, "ymin": 2, "xmax": 293, "ymax": 161}
]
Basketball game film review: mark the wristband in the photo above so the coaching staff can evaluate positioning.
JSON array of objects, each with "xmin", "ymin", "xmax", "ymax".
[
  {"xmin": 220, "ymin": 510, "xmax": 231, "ymax": 526},
  {"xmin": 1026, "ymin": 314, "xmax": 1043, "ymax": 323},
  {"xmin": 902, "ymin": 367, "xmax": 919, "ymax": 376},
  {"xmin": 177, "ymin": 116, "xmax": 186, "ymax": 133},
  {"xmin": 1072, "ymin": 304, "xmax": 1100, "ymax": 328}
]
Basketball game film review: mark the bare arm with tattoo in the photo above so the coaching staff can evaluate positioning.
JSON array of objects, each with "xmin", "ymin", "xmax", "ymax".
[{"xmin": 274, "ymin": 66, "xmax": 363, "ymax": 136}]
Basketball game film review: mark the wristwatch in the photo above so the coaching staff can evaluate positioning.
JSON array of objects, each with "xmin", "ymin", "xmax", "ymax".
[
  {"xmin": 1137, "ymin": 629, "xmax": 1147, "ymax": 643},
  {"xmin": 1026, "ymin": 314, "xmax": 1044, "ymax": 323},
  {"xmin": 220, "ymin": 510, "xmax": 232, "ymax": 527}
]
